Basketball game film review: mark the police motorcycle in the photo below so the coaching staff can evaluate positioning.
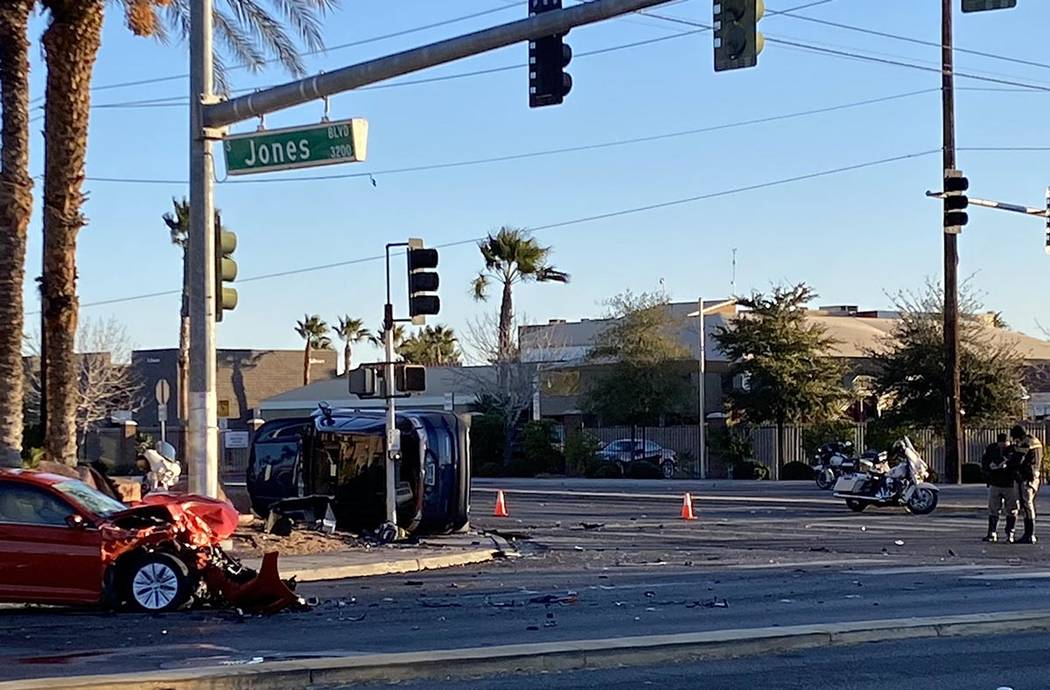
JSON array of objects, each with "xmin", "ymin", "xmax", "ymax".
[
  {"xmin": 832, "ymin": 437, "xmax": 939, "ymax": 515},
  {"xmin": 813, "ymin": 441, "xmax": 889, "ymax": 490}
]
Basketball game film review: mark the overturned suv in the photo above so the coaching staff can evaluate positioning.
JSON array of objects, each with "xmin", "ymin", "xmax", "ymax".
[{"xmin": 0, "ymin": 469, "xmax": 296, "ymax": 613}]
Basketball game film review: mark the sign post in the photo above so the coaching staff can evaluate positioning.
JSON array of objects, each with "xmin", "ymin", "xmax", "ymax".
[
  {"xmin": 223, "ymin": 119, "xmax": 368, "ymax": 176},
  {"xmin": 155, "ymin": 379, "xmax": 171, "ymax": 444}
]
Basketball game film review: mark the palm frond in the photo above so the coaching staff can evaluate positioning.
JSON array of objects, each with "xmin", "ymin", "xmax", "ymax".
[
  {"xmin": 213, "ymin": 8, "xmax": 267, "ymax": 73},
  {"xmin": 268, "ymin": 0, "xmax": 334, "ymax": 52},
  {"xmin": 471, "ymin": 273, "xmax": 490, "ymax": 302},
  {"xmin": 222, "ymin": 0, "xmax": 305, "ymax": 75}
]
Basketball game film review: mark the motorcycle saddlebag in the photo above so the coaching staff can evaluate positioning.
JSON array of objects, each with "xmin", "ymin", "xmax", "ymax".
[{"xmin": 833, "ymin": 476, "xmax": 865, "ymax": 493}]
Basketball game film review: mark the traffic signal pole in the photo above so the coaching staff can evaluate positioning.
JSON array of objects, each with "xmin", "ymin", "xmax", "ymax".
[
  {"xmin": 188, "ymin": 0, "xmax": 675, "ymax": 497},
  {"xmin": 941, "ymin": 0, "xmax": 964, "ymax": 485},
  {"xmin": 189, "ymin": 0, "xmax": 219, "ymax": 497}
]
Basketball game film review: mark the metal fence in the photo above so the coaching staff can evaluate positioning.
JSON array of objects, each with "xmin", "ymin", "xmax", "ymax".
[{"xmin": 581, "ymin": 421, "xmax": 1049, "ymax": 479}]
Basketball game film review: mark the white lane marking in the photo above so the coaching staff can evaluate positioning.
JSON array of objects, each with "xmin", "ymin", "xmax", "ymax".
[
  {"xmin": 802, "ymin": 522, "xmax": 959, "ymax": 534},
  {"xmin": 962, "ymin": 571, "xmax": 1050, "ymax": 581},
  {"xmin": 850, "ymin": 564, "xmax": 1016, "ymax": 576}
]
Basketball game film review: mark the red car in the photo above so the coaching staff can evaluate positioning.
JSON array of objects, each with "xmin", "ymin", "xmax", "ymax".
[{"xmin": 0, "ymin": 469, "xmax": 296, "ymax": 613}]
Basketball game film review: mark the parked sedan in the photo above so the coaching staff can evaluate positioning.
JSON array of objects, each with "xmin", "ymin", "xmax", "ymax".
[
  {"xmin": 0, "ymin": 469, "xmax": 297, "ymax": 613},
  {"xmin": 597, "ymin": 439, "xmax": 678, "ymax": 479}
]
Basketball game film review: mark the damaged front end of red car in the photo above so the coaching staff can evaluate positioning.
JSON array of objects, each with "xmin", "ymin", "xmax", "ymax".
[{"xmin": 103, "ymin": 494, "xmax": 300, "ymax": 614}]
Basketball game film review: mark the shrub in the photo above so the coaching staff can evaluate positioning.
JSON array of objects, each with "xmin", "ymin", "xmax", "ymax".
[
  {"xmin": 470, "ymin": 414, "xmax": 505, "ymax": 468},
  {"xmin": 961, "ymin": 463, "xmax": 984, "ymax": 484},
  {"xmin": 564, "ymin": 430, "xmax": 601, "ymax": 477},
  {"xmin": 521, "ymin": 420, "xmax": 564, "ymax": 474},
  {"xmin": 781, "ymin": 461, "xmax": 815, "ymax": 481},
  {"xmin": 733, "ymin": 461, "xmax": 770, "ymax": 480},
  {"xmin": 625, "ymin": 461, "xmax": 663, "ymax": 479},
  {"xmin": 475, "ymin": 462, "xmax": 505, "ymax": 478}
]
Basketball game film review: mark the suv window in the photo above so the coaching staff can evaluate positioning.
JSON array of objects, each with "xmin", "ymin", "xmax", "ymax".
[{"xmin": 0, "ymin": 484, "xmax": 74, "ymax": 526}]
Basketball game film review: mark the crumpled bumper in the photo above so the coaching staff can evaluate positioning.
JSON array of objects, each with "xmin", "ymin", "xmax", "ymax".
[{"xmin": 202, "ymin": 551, "xmax": 301, "ymax": 614}]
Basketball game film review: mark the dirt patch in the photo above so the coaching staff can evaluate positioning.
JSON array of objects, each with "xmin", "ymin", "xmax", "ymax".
[{"xmin": 230, "ymin": 520, "xmax": 374, "ymax": 557}]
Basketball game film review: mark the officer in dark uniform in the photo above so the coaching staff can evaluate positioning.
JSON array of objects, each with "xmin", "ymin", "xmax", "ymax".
[
  {"xmin": 1010, "ymin": 424, "xmax": 1044, "ymax": 544},
  {"xmin": 982, "ymin": 433, "xmax": 1017, "ymax": 543}
]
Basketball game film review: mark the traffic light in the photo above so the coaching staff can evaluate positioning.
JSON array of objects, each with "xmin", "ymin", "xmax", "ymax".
[
  {"xmin": 962, "ymin": 0, "xmax": 1016, "ymax": 12},
  {"xmin": 528, "ymin": 0, "xmax": 572, "ymax": 108},
  {"xmin": 943, "ymin": 169, "xmax": 969, "ymax": 234},
  {"xmin": 396, "ymin": 364, "xmax": 427, "ymax": 393},
  {"xmin": 214, "ymin": 213, "xmax": 238, "ymax": 321},
  {"xmin": 713, "ymin": 0, "xmax": 765, "ymax": 72},
  {"xmin": 406, "ymin": 238, "xmax": 440, "ymax": 322}
]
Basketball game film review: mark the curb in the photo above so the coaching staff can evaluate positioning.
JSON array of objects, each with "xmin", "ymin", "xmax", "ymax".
[
  {"xmin": 7, "ymin": 610, "xmax": 1050, "ymax": 690},
  {"xmin": 275, "ymin": 534, "xmax": 512, "ymax": 583}
]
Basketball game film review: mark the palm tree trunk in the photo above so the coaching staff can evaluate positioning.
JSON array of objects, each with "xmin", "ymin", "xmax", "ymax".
[
  {"xmin": 0, "ymin": 0, "xmax": 34, "ymax": 468},
  {"xmin": 177, "ymin": 248, "xmax": 190, "ymax": 424},
  {"xmin": 41, "ymin": 0, "xmax": 105, "ymax": 466},
  {"xmin": 344, "ymin": 343, "xmax": 352, "ymax": 375},
  {"xmin": 303, "ymin": 342, "xmax": 312, "ymax": 386},
  {"xmin": 498, "ymin": 280, "xmax": 514, "ymax": 361}
]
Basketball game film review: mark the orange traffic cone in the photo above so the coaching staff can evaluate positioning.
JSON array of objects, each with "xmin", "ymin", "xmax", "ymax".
[
  {"xmin": 680, "ymin": 492, "xmax": 696, "ymax": 520},
  {"xmin": 494, "ymin": 490, "xmax": 509, "ymax": 518}
]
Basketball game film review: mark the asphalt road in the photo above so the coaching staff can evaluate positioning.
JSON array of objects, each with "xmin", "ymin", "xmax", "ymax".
[
  {"xmin": 347, "ymin": 632, "xmax": 1050, "ymax": 689},
  {"xmin": 3, "ymin": 479, "xmax": 1050, "ymax": 683}
]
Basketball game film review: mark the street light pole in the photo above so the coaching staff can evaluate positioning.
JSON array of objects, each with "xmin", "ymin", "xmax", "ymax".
[
  {"xmin": 188, "ymin": 0, "xmax": 219, "ymax": 497},
  {"xmin": 697, "ymin": 297, "xmax": 707, "ymax": 480},
  {"xmin": 941, "ymin": 0, "xmax": 963, "ymax": 484}
]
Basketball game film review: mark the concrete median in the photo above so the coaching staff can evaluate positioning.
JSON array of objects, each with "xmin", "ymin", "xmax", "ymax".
[{"xmin": 7, "ymin": 610, "xmax": 1050, "ymax": 690}]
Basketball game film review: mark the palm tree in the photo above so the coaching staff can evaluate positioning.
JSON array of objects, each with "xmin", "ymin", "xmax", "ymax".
[
  {"xmin": 37, "ymin": 0, "xmax": 336, "ymax": 464},
  {"xmin": 334, "ymin": 316, "xmax": 371, "ymax": 374},
  {"xmin": 162, "ymin": 198, "xmax": 190, "ymax": 425},
  {"xmin": 0, "ymin": 1, "xmax": 34, "ymax": 467},
  {"xmin": 370, "ymin": 323, "xmax": 407, "ymax": 354},
  {"xmin": 295, "ymin": 315, "xmax": 331, "ymax": 386},
  {"xmin": 471, "ymin": 227, "xmax": 569, "ymax": 361},
  {"xmin": 400, "ymin": 325, "xmax": 462, "ymax": 366}
]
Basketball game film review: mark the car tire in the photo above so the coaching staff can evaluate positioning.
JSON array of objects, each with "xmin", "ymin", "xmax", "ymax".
[
  {"xmin": 661, "ymin": 461, "xmax": 676, "ymax": 480},
  {"xmin": 122, "ymin": 552, "xmax": 193, "ymax": 613}
]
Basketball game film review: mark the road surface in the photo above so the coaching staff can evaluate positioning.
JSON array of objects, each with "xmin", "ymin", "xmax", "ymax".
[{"xmin": 2, "ymin": 479, "xmax": 1048, "ymax": 683}]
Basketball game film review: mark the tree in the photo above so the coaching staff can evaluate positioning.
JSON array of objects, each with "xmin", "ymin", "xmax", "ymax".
[
  {"xmin": 370, "ymin": 323, "xmax": 406, "ymax": 354},
  {"xmin": 162, "ymin": 198, "xmax": 191, "ymax": 424},
  {"xmin": 294, "ymin": 315, "xmax": 331, "ymax": 386},
  {"xmin": 333, "ymin": 315, "xmax": 371, "ymax": 373},
  {"xmin": 582, "ymin": 290, "xmax": 694, "ymax": 429},
  {"xmin": 24, "ymin": 317, "xmax": 144, "ymax": 459},
  {"xmin": 0, "ymin": 1, "xmax": 34, "ymax": 467},
  {"xmin": 714, "ymin": 284, "xmax": 847, "ymax": 470},
  {"xmin": 37, "ymin": 0, "xmax": 336, "ymax": 465},
  {"xmin": 399, "ymin": 325, "xmax": 462, "ymax": 366},
  {"xmin": 871, "ymin": 281, "xmax": 1025, "ymax": 429},
  {"xmin": 471, "ymin": 227, "xmax": 569, "ymax": 360}
]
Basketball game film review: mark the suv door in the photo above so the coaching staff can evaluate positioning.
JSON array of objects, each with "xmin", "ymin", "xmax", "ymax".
[
  {"xmin": 0, "ymin": 482, "xmax": 103, "ymax": 604},
  {"xmin": 247, "ymin": 419, "xmax": 311, "ymax": 516}
]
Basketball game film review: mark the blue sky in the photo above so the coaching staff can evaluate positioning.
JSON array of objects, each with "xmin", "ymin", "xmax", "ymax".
[{"xmin": 18, "ymin": 0, "xmax": 1050, "ymax": 361}]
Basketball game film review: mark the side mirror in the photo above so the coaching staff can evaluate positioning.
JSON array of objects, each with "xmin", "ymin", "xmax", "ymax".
[{"xmin": 66, "ymin": 514, "xmax": 88, "ymax": 529}]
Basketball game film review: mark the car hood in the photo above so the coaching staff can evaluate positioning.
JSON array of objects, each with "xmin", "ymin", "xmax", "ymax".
[{"xmin": 109, "ymin": 493, "xmax": 239, "ymax": 547}]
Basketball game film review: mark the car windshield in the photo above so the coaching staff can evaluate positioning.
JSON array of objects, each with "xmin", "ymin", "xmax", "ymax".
[{"xmin": 53, "ymin": 480, "xmax": 127, "ymax": 518}]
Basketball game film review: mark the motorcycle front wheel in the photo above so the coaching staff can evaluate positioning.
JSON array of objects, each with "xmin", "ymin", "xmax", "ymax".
[
  {"xmin": 905, "ymin": 488, "xmax": 938, "ymax": 515},
  {"xmin": 815, "ymin": 469, "xmax": 835, "ymax": 490}
]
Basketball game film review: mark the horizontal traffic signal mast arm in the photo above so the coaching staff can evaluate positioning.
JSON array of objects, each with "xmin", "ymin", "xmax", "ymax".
[
  {"xmin": 925, "ymin": 190, "xmax": 1049, "ymax": 218},
  {"xmin": 203, "ymin": 0, "xmax": 677, "ymax": 129}
]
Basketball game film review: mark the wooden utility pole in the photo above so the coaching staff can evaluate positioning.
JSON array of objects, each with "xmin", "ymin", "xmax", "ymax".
[{"xmin": 942, "ymin": 0, "xmax": 963, "ymax": 483}]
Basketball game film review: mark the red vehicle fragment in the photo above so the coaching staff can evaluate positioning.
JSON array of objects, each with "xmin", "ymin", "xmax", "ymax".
[{"xmin": 0, "ymin": 469, "xmax": 298, "ymax": 613}]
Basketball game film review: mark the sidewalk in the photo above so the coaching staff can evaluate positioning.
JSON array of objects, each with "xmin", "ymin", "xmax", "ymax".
[{"xmin": 240, "ymin": 532, "xmax": 513, "ymax": 582}]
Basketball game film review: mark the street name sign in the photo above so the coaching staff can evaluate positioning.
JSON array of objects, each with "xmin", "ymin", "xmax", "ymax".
[{"xmin": 223, "ymin": 118, "xmax": 369, "ymax": 176}]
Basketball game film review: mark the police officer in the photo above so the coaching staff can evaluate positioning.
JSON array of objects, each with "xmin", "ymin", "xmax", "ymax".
[
  {"xmin": 1010, "ymin": 424, "xmax": 1044, "ymax": 544},
  {"xmin": 982, "ymin": 433, "xmax": 1017, "ymax": 543}
]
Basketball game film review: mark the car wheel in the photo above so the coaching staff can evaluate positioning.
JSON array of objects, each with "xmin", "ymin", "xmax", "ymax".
[
  {"xmin": 123, "ymin": 553, "xmax": 193, "ymax": 613},
  {"xmin": 661, "ymin": 461, "xmax": 676, "ymax": 480}
]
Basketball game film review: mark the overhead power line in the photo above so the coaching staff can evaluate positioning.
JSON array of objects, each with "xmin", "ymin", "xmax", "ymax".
[
  {"xmin": 56, "ymin": 148, "xmax": 938, "ymax": 313},
  {"xmin": 80, "ymin": 88, "xmax": 939, "ymax": 186}
]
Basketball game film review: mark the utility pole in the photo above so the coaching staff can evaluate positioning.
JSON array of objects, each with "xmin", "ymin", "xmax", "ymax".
[
  {"xmin": 382, "ymin": 247, "xmax": 401, "ymax": 539},
  {"xmin": 697, "ymin": 297, "xmax": 707, "ymax": 479},
  {"xmin": 941, "ymin": 0, "xmax": 963, "ymax": 484},
  {"xmin": 188, "ymin": 0, "xmax": 219, "ymax": 497}
]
